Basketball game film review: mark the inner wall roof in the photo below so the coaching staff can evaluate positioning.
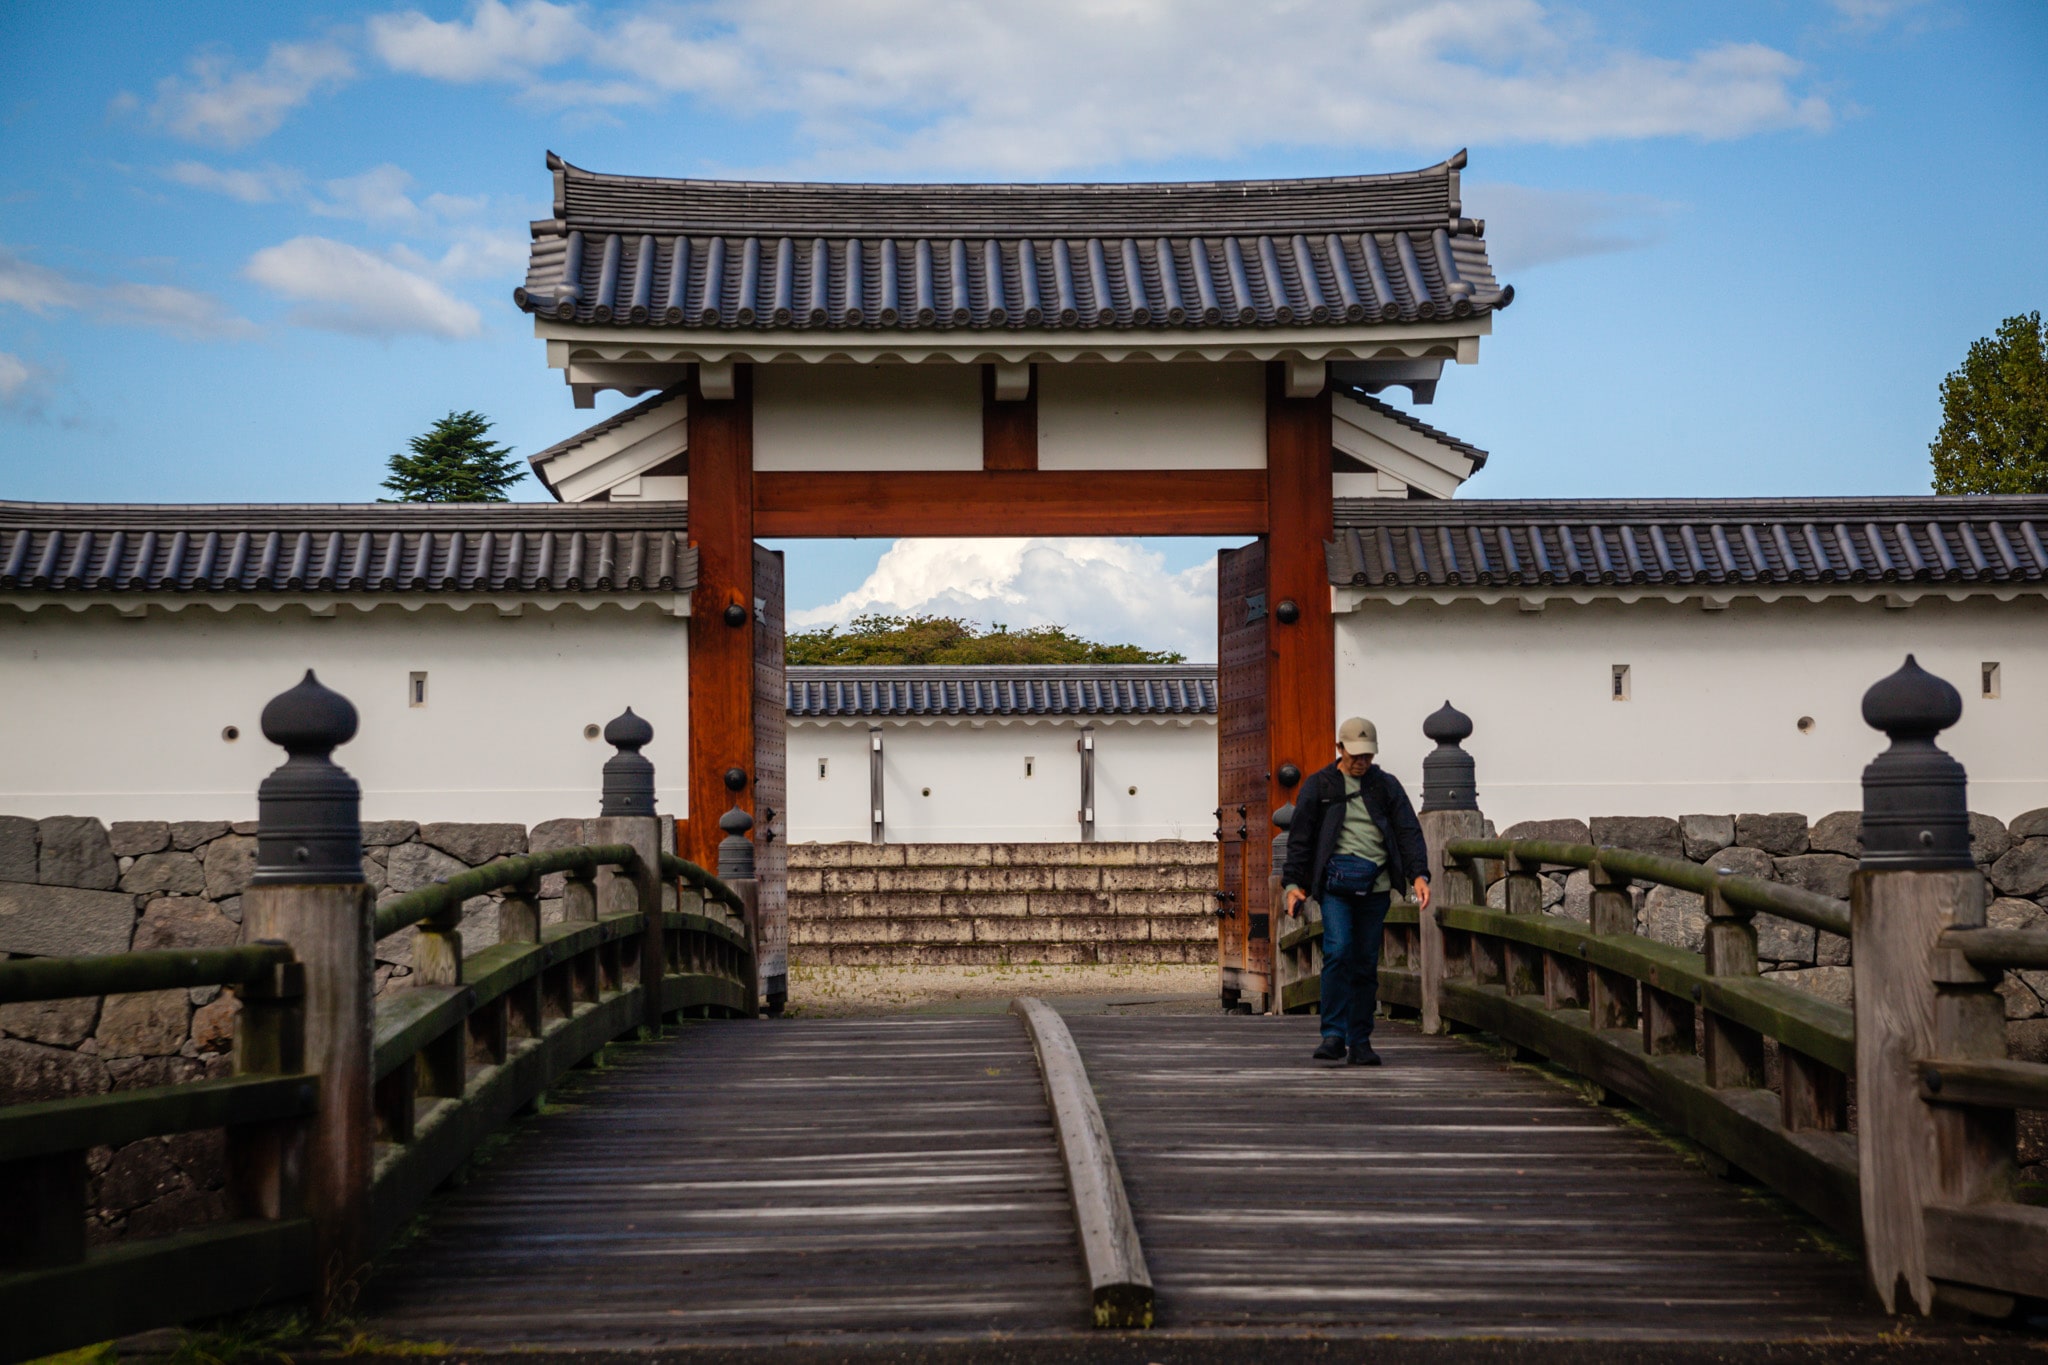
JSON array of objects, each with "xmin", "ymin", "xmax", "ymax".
[
  {"xmin": 1326, "ymin": 497, "xmax": 2048, "ymax": 590},
  {"xmin": 788, "ymin": 665, "xmax": 1217, "ymax": 719},
  {"xmin": 0, "ymin": 502, "xmax": 694, "ymax": 596},
  {"xmin": 518, "ymin": 152, "xmax": 1504, "ymax": 334}
]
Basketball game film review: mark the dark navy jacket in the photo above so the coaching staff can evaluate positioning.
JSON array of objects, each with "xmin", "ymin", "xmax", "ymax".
[{"xmin": 1281, "ymin": 761, "xmax": 1429, "ymax": 901}]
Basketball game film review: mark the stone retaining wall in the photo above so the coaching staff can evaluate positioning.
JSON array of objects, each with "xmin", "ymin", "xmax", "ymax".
[
  {"xmin": 789, "ymin": 841, "xmax": 1215, "ymax": 967},
  {"xmin": 0, "ymin": 814, "xmax": 601, "ymax": 1244}
]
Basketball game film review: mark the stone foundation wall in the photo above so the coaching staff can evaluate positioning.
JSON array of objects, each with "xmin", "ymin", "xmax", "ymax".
[
  {"xmin": 789, "ymin": 841, "xmax": 1215, "ymax": 967},
  {"xmin": 0, "ymin": 813, "xmax": 605, "ymax": 1244}
]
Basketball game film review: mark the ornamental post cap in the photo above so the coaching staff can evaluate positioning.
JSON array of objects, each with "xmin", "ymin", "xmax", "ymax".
[
  {"xmin": 603, "ymin": 707, "xmax": 654, "ymax": 750},
  {"xmin": 1272, "ymin": 802, "xmax": 1294, "ymax": 832},
  {"xmin": 1858, "ymin": 654, "xmax": 1971, "ymax": 871},
  {"xmin": 260, "ymin": 670, "xmax": 358, "ymax": 755},
  {"xmin": 1861, "ymin": 654, "xmax": 1962, "ymax": 740},
  {"xmin": 598, "ymin": 706, "xmax": 657, "ymax": 817},
  {"xmin": 1422, "ymin": 700, "xmax": 1473, "ymax": 745},
  {"xmin": 719, "ymin": 805, "xmax": 755, "ymax": 837}
]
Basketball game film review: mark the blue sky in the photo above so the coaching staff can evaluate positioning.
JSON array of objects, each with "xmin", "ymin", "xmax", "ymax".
[{"xmin": 2, "ymin": 1, "xmax": 2044, "ymax": 646}]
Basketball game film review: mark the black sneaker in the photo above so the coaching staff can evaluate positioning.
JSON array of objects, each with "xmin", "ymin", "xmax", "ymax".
[
  {"xmin": 1312, "ymin": 1036, "xmax": 1348, "ymax": 1062},
  {"xmin": 1349, "ymin": 1044, "xmax": 1383, "ymax": 1066}
]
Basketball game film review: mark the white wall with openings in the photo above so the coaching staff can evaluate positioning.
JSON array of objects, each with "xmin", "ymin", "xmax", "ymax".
[
  {"xmin": 787, "ymin": 717, "xmax": 1219, "ymax": 844},
  {"xmin": 0, "ymin": 604, "xmax": 689, "ymax": 825},
  {"xmin": 1336, "ymin": 594, "xmax": 2048, "ymax": 828}
]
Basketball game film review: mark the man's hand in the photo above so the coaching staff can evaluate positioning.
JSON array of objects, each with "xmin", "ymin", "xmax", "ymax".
[
  {"xmin": 1413, "ymin": 878, "xmax": 1431, "ymax": 911},
  {"xmin": 1285, "ymin": 886, "xmax": 1307, "ymax": 916}
]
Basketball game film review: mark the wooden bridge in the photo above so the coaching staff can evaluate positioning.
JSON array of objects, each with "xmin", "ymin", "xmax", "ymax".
[{"xmin": 3, "ymin": 660, "xmax": 2045, "ymax": 1359}]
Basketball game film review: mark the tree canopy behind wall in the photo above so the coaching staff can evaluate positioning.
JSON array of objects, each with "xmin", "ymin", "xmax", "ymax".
[
  {"xmin": 788, "ymin": 614, "xmax": 1185, "ymax": 665},
  {"xmin": 1930, "ymin": 311, "xmax": 2048, "ymax": 494},
  {"xmin": 382, "ymin": 411, "xmax": 525, "ymax": 502}
]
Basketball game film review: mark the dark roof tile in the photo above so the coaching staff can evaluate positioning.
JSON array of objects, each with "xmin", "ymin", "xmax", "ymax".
[
  {"xmin": 0, "ymin": 502, "xmax": 694, "ymax": 596},
  {"xmin": 787, "ymin": 664, "xmax": 1216, "ymax": 718},
  {"xmin": 1327, "ymin": 497, "xmax": 2048, "ymax": 591}
]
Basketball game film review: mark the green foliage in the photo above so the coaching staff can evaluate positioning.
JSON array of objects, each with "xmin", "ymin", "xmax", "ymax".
[
  {"xmin": 1929, "ymin": 311, "xmax": 2048, "ymax": 494},
  {"xmin": 380, "ymin": 411, "xmax": 524, "ymax": 502},
  {"xmin": 785, "ymin": 613, "xmax": 1183, "ymax": 666}
]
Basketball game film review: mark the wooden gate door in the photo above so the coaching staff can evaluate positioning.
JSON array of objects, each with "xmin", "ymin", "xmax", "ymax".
[
  {"xmin": 1216, "ymin": 540, "xmax": 1271, "ymax": 1012},
  {"xmin": 752, "ymin": 543, "xmax": 789, "ymax": 1014}
]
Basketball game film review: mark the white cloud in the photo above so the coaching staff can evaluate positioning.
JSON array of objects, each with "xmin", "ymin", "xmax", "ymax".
[
  {"xmin": 147, "ymin": 40, "xmax": 355, "ymax": 147},
  {"xmin": 791, "ymin": 538, "xmax": 1217, "ymax": 661},
  {"xmin": 163, "ymin": 160, "xmax": 306, "ymax": 204},
  {"xmin": 368, "ymin": 1, "xmax": 1833, "ymax": 174},
  {"xmin": 0, "ymin": 350, "xmax": 49, "ymax": 416},
  {"xmin": 313, "ymin": 164, "xmax": 429, "ymax": 227},
  {"xmin": 0, "ymin": 245, "xmax": 257, "ymax": 339},
  {"xmin": 371, "ymin": 0, "xmax": 588, "ymax": 81},
  {"xmin": 1465, "ymin": 182, "xmax": 1680, "ymax": 272},
  {"xmin": 244, "ymin": 236, "xmax": 482, "ymax": 338},
  {"xmin": 1825, "ymin": 0, "xmax": 1929, "ymax": 31}
]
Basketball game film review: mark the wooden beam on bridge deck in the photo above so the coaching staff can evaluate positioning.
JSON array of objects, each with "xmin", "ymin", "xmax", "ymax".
[
  {"xmin": 685, "ymin": 363, "xmax": 755, "ymax": 870},
  {"xmin": 753, "ymin": 468, "xmax": 1267, "ymax": 538}
]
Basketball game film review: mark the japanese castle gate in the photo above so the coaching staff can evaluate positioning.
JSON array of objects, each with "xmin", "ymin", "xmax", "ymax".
[{"xmin": 517, "ymin": 150, "xmax": 1509, "ymax": 1009}]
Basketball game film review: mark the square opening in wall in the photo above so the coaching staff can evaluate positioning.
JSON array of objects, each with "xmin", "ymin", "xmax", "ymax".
[
  {"xmin": 817, "ymin": 757, "xmax": 829, "ymax": 779},
  {"xmin": 1983, "ymin": 662, "xmax": 2001, "ymax": 699},
  {"xmin": 1611, "ymin": 664, "xmax": 1631, "ymax": 701},
  {"xmin": 409, "ymin": 671, "xmax": 428, "ymax": 707},
  {"xmin": 1025, "ymin": 757, "xmax": 1035, "ymax": 778}
]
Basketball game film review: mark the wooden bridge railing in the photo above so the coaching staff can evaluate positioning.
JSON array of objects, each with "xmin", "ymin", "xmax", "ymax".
[
  {"xmin": 0, "ymin": 675, "xmax": 757, "ymax": 1363},
  {"xmin": 1275, "ymin": 657, "xmax": 2047, "ymax": 1318}
]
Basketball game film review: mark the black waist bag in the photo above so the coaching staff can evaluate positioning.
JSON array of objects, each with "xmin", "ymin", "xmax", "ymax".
[{"xmin": 1325, "ymin": 853, "xmax": 1382, "ymax": 896}]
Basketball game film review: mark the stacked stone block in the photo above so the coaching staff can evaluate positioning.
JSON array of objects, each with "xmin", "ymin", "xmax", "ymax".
[{"xmin": 788, "ymin": 841, "xmax": 1215, "ymax": 967}]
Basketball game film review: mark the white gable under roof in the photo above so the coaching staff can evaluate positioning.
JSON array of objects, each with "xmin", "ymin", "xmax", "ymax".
[
  {"xmin": 1331, "ymin": 392, "xmax": 1486, "ymax": 500},
  {"xmin": 529, "ymin": 387, "xmax": 688, "ymax": 503}
]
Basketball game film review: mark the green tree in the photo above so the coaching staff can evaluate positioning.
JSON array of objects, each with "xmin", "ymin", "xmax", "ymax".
[
  {"xmin": 381, "ymin": 411, "xmax": 525, "ymax": 502},
  {"xmin": 1930, "ymin": 311, "xmax": 2048, "ymax": 494},
  {"xmin": 786, "ymin": 613, "xmax": 1184, "ymax": 666}
]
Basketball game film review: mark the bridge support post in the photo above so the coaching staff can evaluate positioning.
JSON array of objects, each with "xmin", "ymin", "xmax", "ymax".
[
  {"xmin": 1417, "ymin": 703, "xmax": 1480, "ymax": 1036},
  {"xmin": 1851, "ymin": 656, "xmax": 1985, "ymax": 1316},
  {"xmin": 594, "ymin": 709, "xmax": 668, "ymax": 1033},
  {"xmin": 719, "ymin": 805, "xmax": 762, "ymax": 1018},
  {"xmin": 240, "ymin": 672, "xmax": 373, "ymax": 1318}
]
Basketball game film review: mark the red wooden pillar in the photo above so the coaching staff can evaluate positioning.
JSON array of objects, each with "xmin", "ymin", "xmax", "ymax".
[
  {"xmin": 1264, "ymin": 362, "xmax": 1335, "ymax": 833},
  {"xmin": 685, "ymin": 364, "xmax": 755, "ymax": 870}
]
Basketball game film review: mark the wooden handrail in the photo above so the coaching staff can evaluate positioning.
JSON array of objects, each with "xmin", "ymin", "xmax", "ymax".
[
  {"xmin": 1445, "ymin": 837, "xmax": 1853, "ymax": 937},
  {"xmin": 1940, "ymin": 925, "xmax": 2048, "ymax": 971},
  {"xmin": 373, "ymin": 843, "xmax": 640, "ymax": 940},
  {"xmin": 0, "ymin": 943, "xmax": 296, "ymax": 1004},
  {"xmin": 658, "ymin": 850, "xmax": 746, "ymax": 915}
]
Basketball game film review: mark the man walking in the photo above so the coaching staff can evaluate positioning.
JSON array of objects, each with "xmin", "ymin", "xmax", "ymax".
[{"xmin": 1282, "ymin": 717, "xmax": 1429, "ymax": 1066}]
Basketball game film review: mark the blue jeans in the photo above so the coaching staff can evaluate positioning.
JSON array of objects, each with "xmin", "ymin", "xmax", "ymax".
[{"xmin": 1320, "ymin": 887, "xmax": 1391, "ymax": 1047}]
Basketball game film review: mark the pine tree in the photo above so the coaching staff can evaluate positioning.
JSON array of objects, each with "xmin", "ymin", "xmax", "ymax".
[
  {"xmin": 381, "ymin": 411, "xmax": 525, "ymax": 502},
  {"xmin": 1929, "ymin": 312, "xmax": 2048, "ymax": 494}
]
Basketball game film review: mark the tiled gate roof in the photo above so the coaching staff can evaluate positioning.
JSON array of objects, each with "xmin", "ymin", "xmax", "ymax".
[{"xmin": 518, "ymin": 152, "xmax": 1505, "ymax": 334}]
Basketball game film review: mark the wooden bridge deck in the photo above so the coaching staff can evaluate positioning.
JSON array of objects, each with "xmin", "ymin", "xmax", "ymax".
[{"xmin": 359, "ymin": 1012, "xmax": 1889, "ymax": 1347}]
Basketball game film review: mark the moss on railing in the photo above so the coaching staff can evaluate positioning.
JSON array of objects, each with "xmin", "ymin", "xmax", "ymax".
[{"xmin": 1445, "ymin": 837, "xmax": 1852, "ymax": 938}]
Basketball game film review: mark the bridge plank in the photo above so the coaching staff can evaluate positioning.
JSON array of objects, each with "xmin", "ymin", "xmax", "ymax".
[
  {"xmin": 356, "ymin": 1017, "xmax": 1089, "ymax": 1343},
  {"xmin": 1063, "ymin": 1014, "xmax": 1884, "ymax": 1339}
]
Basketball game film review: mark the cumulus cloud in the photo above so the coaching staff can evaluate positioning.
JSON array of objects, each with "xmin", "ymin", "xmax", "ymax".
[
  {"xmin": 244, "ymin": 236, "xmax": 482, "ymax": 338},
  {"xmin": 792, "ymin": 538, "xmax": 1218, "ymax": 661},
  {"xmin": 371, "ymin": 0, "xmax": 590, "ymax": 81},
  {"xmin": 1465, "ymin": 182, "xmax": 1681, "ymax": 272},
  {"xmin": 146, "ymin": 40, "xmax": 354, "ymax": 147},
  {"xmin": 163, "ymin": 160, "xmax": 306, "ymax": 204},
  {"xmin": 0, "ymin": 350, "xmax": 51, "ymax": 417},
  {"xmin": 0, "ymin": 245, "xmax": 257, "ymax": 339},
  {"xmin": 365, "ymin": 0, "xmax": 1832, "ymax": 174}
]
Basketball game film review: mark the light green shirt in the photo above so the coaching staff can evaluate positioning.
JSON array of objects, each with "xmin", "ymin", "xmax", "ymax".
[{"xmin": 1336, "ymin": 774, "xmax": 1393, "ymax": 892}]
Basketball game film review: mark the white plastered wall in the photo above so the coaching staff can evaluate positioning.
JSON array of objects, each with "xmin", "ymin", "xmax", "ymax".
[
  {"xmin": 1038, "ymin": 362, "xmax": 1265, "ymax": 470},
  {"xmin": 786, "ymin": 717, "xmax": 1219, "ymax": 843},
  {"xmin": 1335, "ymin": 593, "xmax": 2048, "ymax": 828},
  {"xmin": 753, "ymin": 364, "xmax": 982, "ymax": 470},
  {"xmin": 0, "ymin": 604, "xmax": 689, "ymax": 824}
]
